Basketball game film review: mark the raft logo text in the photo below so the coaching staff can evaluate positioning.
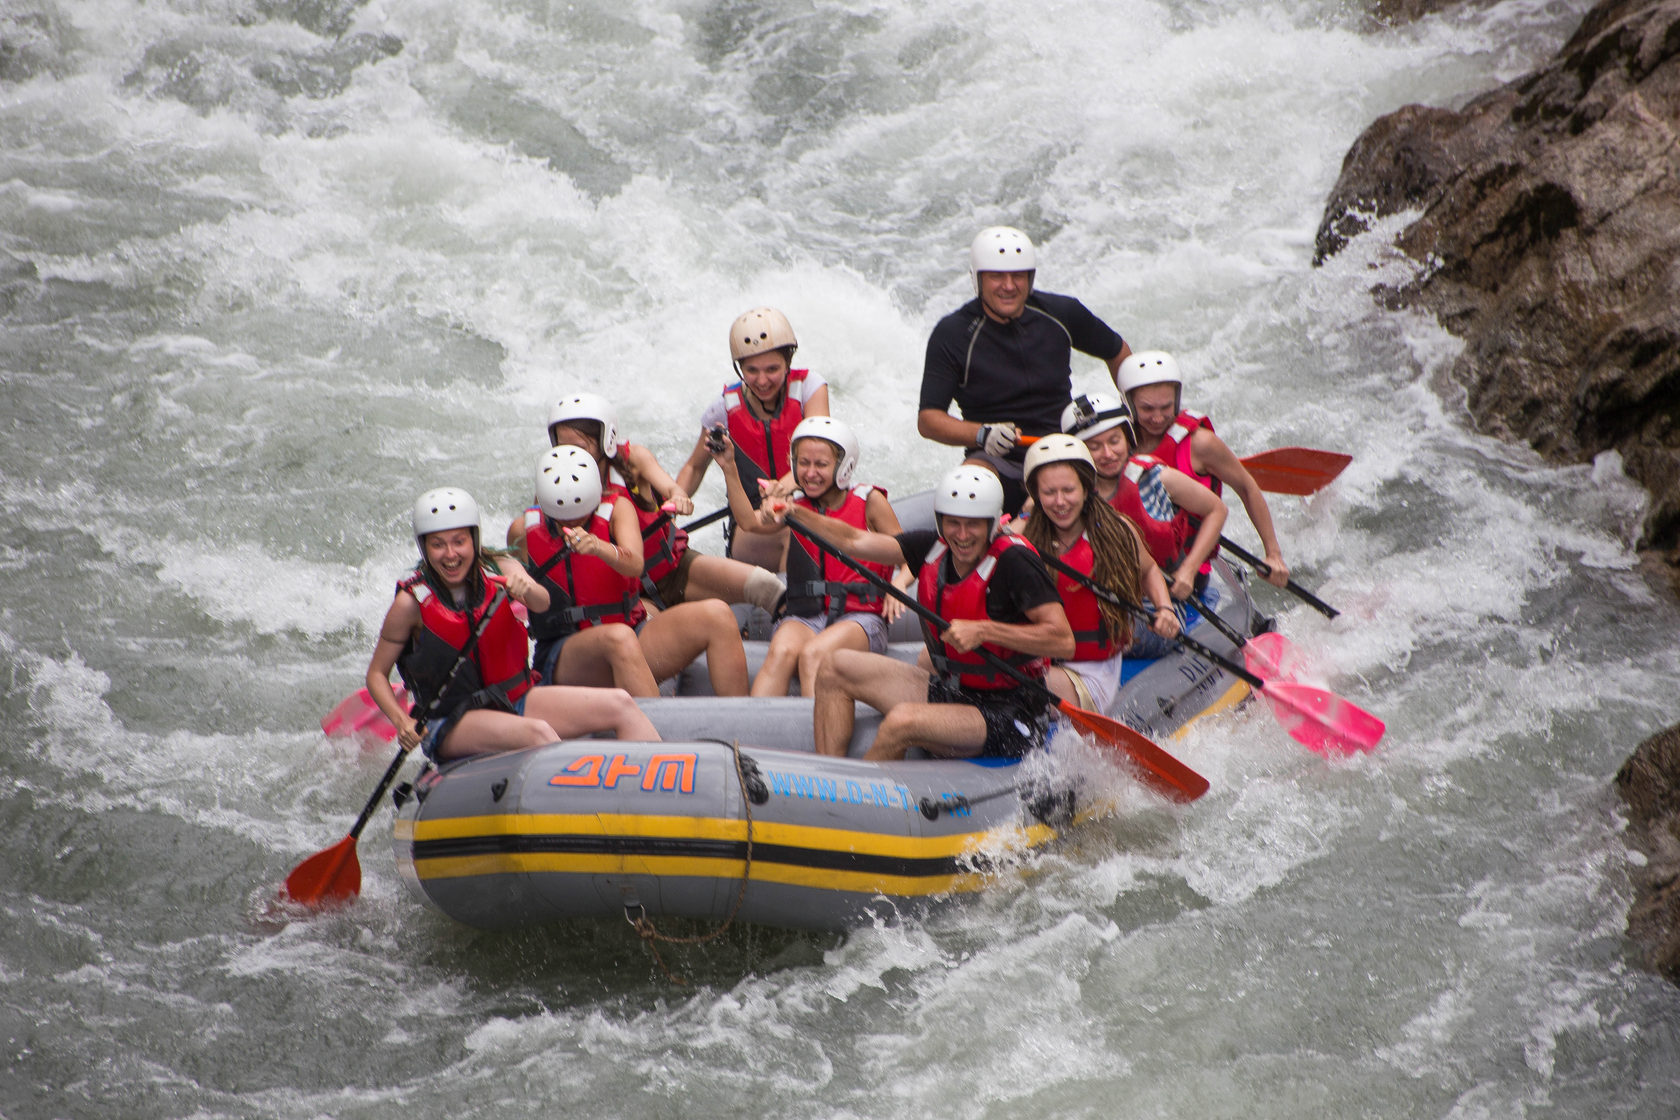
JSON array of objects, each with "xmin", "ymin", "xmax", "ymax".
[
  {"xmin": 764, "ymin": 768, "xmax": 968, "ymax": 816},
  {"xmin": 549, "ymin": 752, "xmax": 697, "ymax": 794}
]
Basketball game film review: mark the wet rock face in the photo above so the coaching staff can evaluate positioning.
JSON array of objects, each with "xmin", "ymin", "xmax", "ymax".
[
  {"xmin": 1617, "ymin": 724, "xmax": 1680, "ymax": 982},
  {"xmin": 1316, "ymin": 0, "xmax": 1680, "ymax": 568}
]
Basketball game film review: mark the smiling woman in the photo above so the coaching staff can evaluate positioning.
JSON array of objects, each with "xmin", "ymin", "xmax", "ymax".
[{"xmin": 365, "ymin": 486, "xmax": 658, "ymax": 762}]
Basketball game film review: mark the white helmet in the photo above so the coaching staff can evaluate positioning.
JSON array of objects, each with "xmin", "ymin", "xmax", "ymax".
[
  {"xmin": 1060, "ymin": 391, "xmax": 1137, "ymax": 445},
  {"xmin": 788, "ymin": 415, "xmax": 860, "ymax": 490},
  {"xmin": 1023, "ymin": 433, "xmax": 1096, "ymax": 492},
  {"xmin": 969, "ymin": 226, "xmax": 1036, "ymax": 294},
  {"xmin": 535, "ymin": 446, "xmax": 603, "ymax": 520},
  {"xmin": 729, "ymin": 307, "xmax": 798, "ymax": 364},
  {"xmin": 1116, "ymin": 350, "xmax": 1182, "ymax": 395},
  {"xmin": 412, "ymin": 487, "xmax": 480, "ymax": 552},
  {"xmin": 547, "ymin": 392, "xmax": 619, "ymax": 458},
  {"xmin": 933, "ymin": 465, "xmax": 1005, "ymax": 536}
]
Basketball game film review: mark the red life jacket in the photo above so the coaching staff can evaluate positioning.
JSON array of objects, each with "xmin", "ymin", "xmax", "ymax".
[
  {"xmin": 917, "ymin": 533, "xmax": 1048, "ymax": 692},
  {"xmin": 786, "ymin": 484, "xmax": 892, "ymax": 620},
  {"xmin": 723, "ymin": 367, "xmax": 810, "ymax": 479},
  {"xmin": 395, "ymin": 570, "xmax": 534, "ymax": 718},
  {"xmin": 1147, "ymin": 409, "xmax": 1222, "ymax": 497},
  {"xmin": 1108, "ymin": 455, "xmax": 1191, "ymax": 569},
  {"xmin": 521, "ymin": 505, "xmax": 646, "ymax": 641},
  {"xmin": 605, "ymin": 457, "xmax": 688, "ymax": 593},
  {"xmin": 1048, "ymin": 534, "xmax": 1118, "ymax": 662}
]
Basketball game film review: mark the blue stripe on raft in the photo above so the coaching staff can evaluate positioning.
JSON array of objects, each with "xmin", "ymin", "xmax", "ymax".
[{"xmin": 1120, "ymin": 596, "xmax": 1212, "ymax": 684}]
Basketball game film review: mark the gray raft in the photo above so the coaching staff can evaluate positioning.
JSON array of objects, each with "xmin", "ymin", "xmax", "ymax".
[{"xmin": 392, "ymin": 546, "xmax": 1266, "ymax": 932}]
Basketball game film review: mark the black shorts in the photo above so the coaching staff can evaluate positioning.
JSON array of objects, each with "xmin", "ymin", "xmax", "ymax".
[{"xmin": 926, "ymin": 676, "xmax": 1052, "ymax": 759}]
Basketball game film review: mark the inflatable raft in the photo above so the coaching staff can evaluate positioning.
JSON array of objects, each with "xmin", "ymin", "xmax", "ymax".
[{"xmin": 391, "ymin": 541, "xmax": 1267, "ymax": 932}]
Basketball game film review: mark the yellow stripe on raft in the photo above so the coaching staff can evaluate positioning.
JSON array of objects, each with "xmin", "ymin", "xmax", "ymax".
[
  {"xmin": 399, "ymin": 811, "xmax": 1014, "ymax": 858},
  {"xmin": 1166, "ymin": 679, "xmax": 1251, "ymax": 740},
  {"xmin": 395, "ymin": 812, "xmax": 1060, "ymax": 897}
]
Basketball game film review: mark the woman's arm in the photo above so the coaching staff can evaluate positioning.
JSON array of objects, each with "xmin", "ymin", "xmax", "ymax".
[
  {"xmin": 1190, "ymin": 428, "xmax": 1288, "ymax": 586},
  {"xmin": 493, "ymin": 554, "xmax": 551, "ymax": 614},
  {"xmin": 366, "ymin": 593, "xmax": 423, "ymax": 751},
  {"xmin": 780, "ymin": 502, "xmax": 907, "ymax": 568},
  {"xmin": 674, "ymin": 431, "xmax": 714, "ymax": 498},
  {"xmin": 627, "ymin": 443, "xmax": 692, "ymax": 516},
  {"xmin": 1159, "ymin": 465, "xmax": 1227, "ymax": 599},
  {"xmin": 706, "ymin": 431, "xmax": 780, "ymax": 534},
  {"xmin": 561, "ymin": 496, "xmax": 645, "ymax": 578}
]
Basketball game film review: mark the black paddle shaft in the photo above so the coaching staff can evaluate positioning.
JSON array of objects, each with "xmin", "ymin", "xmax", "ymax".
[
  {"xmin": 784, "ymin": 518, "xmax": 1062, "ymax": 709},
  {"xmin": 350, "ymin": 583, "xmax": 512, "ymax": 840},
  {"xmin": 1033, "ymin": 548, "xmax": 1267, "ymax": 692}
]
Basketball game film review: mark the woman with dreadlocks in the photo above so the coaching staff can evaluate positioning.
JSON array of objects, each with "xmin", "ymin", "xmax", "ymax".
[{"xmin": 1015, "ymin": 435, "xmax": 1181, "ymax": 713}]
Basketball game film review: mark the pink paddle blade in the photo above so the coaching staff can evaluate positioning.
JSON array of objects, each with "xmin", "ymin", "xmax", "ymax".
[
  {"xmin": 320, "ymin": 684, "xmax": 409, "ymax": 744},
  {"xmin": 1243, "ymin": 631, "xmax": 1307, "ymax": 683},
  {"xmin": 1261, "ymin": 681, "xmax": 1385, "ymax": 756}
]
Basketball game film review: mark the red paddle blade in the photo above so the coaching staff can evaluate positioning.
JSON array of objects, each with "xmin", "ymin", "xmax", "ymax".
[
  {"xmin": 281, "ymin": 835, "xmax": 362, "ymax": 909},
  {"xmin": 1240, "ymin": 447, "xmax": 1353, "ymax": 496},
  {"xmin": 1260, "ymin": 681, "xmax": 1385, "ymax": 756},
  {"xmin": 1057, "ymin": 701, "xmax": 1210, "ymax": 802},
  {"xmin": 1243, "ymin": 631, "xmax": 1305, "ymax": 683}
]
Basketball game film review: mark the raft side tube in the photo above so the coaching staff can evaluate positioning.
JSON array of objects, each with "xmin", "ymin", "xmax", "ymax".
[{"xmin": 394, "ymin": 739, "xmax": 1054, "ymax": 931}]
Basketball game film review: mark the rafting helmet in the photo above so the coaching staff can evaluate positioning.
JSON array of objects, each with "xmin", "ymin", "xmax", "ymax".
[
  {"xmin": 1023, "ymin": 433, "xmax": 1097, "ymax": 494},
  {"xmin": 534, "ymin": 445, "xmax": 604, "ymax": 521},
  {"xmin": 1061, "ymin": 391, "xmax": 1138, "ymax": 446},
  {"xmin": 1117, "ymin": 351, "xmax": 1182, "ymax": 395},
  {"xmin": 412, "ymin": 487, "xmax": 481, "ymax": 554},
  {"xmin": 933, "ymin": 465, "xmax": 1005, "ymax": 537},
  {"xmin": 788, "ymin": 415, "xmax": 860, "ymax": 490},
  {"xmin": 969, "ymin": 226, "xmax": 1036, "ymax": 295},
  {"xmin": 728, "ymin": 307, "xmax": 798, "ymax": 367},
  {"xmin": 547, "ymin": 392, "xmax": 619, "ymax": 458}
]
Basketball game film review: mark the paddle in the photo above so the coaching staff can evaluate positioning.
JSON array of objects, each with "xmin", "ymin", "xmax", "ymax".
[
  {"xmin": 1022, "ymin": 438, "xmax": 1349, "ymax": 496},
  {"xmin": 781, "ymin": 516, "xmax": 1209, "ymax": 802},
  {"xmin": 1033, "ymin": 550, "xmax": 1383, "ymax": 754},
  {"xmin": 284, "ymin": 585, "xmax": 509, "ymax": 909},
  {"xmin": 1212, "ymin": 535, "xmax": 1340, "ymax": 619},
  {"xmin": 321, "ymin": 682, "xmax": 410, "ymax": 744},
  {"xmin": 681, "ymin": 505, "xmax": 730, "ymax": 533},
  {"xmin": 1237, "ymin": 447, "xmax": 1351, "ymax": 496}
]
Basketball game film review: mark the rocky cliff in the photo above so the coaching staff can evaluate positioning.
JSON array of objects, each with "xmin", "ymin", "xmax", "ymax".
[
  {"xmin": 1318, "ymin": 0, "xmax": 1680, "ymax": 985},
  {"xmin": 1317, "ymin": 0, "xmax": 1680, "ymax": 590}
]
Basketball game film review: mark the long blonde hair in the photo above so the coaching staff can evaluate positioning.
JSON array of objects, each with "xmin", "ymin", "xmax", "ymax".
[{"xmin": 1022, "ymin": 461, "xmax": 1146, "ymax": 649}]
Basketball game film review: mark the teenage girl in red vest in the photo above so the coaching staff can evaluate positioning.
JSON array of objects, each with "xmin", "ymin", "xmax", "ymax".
[
  {"xmin": 511, "ymin": 446, "xmax": 750, "ymax": 698},
  {"xmin": 1117, "ymin": 350, "xmax": 1290, "ymax": 588},
  {"xmin": 713, "ymin": 416, "xmax": 906, "ymax": 697},
  {"xmin": 1015, "ymin": 436, "xmax": 1180, "ymax": 713},
  {"xmin": 514, "ymin": 394, "xmax": 786, "ymax": 618},
  {"xmin": 364, "ymin": 487, "xmax": 659, "ymax": 761},
  {"xmin": 674, "ymin": 307, "xmax": 830, "ymax": 571},
  {"xmin": 1060, "ymin": 391, "xmax": 1226, "ymax": 600}
]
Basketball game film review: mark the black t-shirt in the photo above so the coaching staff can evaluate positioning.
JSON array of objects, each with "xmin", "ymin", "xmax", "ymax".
[
  {"xmin": 918, "ymin": 290, "xmax": 1126, "ymax": 439},
  {"xmin": 897, "ymin": 529, "xmax": 1060, "ymax": 624}
]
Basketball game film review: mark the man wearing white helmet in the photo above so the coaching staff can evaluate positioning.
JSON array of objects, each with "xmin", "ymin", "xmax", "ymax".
[
  {"xmin": 768, "ymin": 465, "xmax": 1075, "ymax": 761},
  {"xmin": 1118, "ymin": 350, "xmax": 1290, "ymax": 588},
  {"xmin": 918, "ymin": 226, "xmax": 1133, "ymax": 515}
]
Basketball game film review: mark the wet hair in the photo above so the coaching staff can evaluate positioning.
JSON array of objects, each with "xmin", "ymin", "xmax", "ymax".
[{"xmin": 1022, "ymin": 460, "xmax": 1147, "ymax": 649}]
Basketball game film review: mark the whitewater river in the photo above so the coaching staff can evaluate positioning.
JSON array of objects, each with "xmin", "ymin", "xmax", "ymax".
[{"xmin": 4, "ymin": 0, "xmax": 1679, "ymax": 1115}]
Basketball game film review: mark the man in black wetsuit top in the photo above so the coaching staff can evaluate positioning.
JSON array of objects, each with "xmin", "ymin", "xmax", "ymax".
[{"xmin": 917, "ymin": 226, "xmax": 1133, "ymax": 514}]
